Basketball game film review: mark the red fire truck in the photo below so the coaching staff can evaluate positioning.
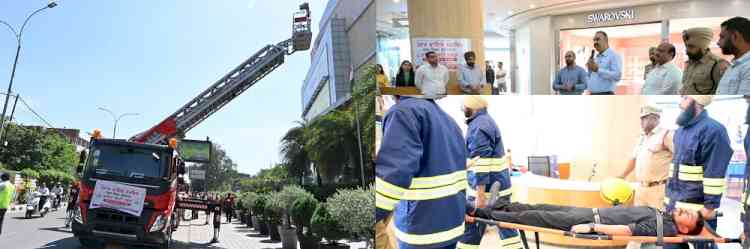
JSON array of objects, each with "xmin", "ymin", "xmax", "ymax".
[{"xmin": 71, "ymin": 3, "xmax": 312, "ymax": 249}]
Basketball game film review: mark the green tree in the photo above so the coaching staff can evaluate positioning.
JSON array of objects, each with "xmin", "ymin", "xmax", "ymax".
[
  {"xmin": 0, "ymin": 123, "xmax": 78, "ymax": 178},
  {"xmin": 280, "ymin": 121, "xmax": 309, "ymax": 185},
  {"xmin": 352, "ymin": 65, "xmax": 376, "ymax": 184},
  {"xmin": 304, "ymin": 110, "xmax": 359, "ymax": 184},
  {"xmin": 0, "ymin": 124, "xmax": 47, "ymax": 170}
]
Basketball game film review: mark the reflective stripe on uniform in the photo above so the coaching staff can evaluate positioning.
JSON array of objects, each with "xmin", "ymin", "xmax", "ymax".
[
  {"xmin": 394, "ymin": 223, "xmax": 464, "ymax": 245},
  {"xmin": 410, "ymin": 170, "xmax": 467, "ymax": 189},
  {"xmin": 501, "ymin": 235, "xmax": 524, "ymax": 249},
  {"xmin": 456, "ymin": 242, "xmax": 480, "ymax": 249},
  {"xmin": 677, "ymin": 165, "xmax": 704, "ymax": 181},
  {"xmin": 675, "ymin": 201, "xmax": 704, "ymax": 211},
  {"xmin": 476, "ymin": 158, "xmax": 509, "ymax": 172},
  {"xmin": 376, "ymin": 177, "xmax": 407, "ymax": 199},
  {"xmin": 377, "ymin": 171, "xmax": 468, "ymax": 201},
  {"xmin": 401, "ymin": 180, "xmax": 468, "ymax": 200},
  {"xmin": 703, "ymin": 178, "xmax": 725, "ymax": 195},
  {"xmin": 376, "ymin": 192, "xmax": 399, "ymax": 211},
  {"xmin": 467, "ymin": 186, "xmax": 512, "ymax": 198},
  {"xmin": 668, "ymin": 164, "xmax": 674, "ymax": 177}
]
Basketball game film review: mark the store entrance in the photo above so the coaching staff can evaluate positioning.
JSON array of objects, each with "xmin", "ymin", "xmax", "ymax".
[{"xmin": 559, "ymin": 23, "xmax": 662, "ymax": 94}]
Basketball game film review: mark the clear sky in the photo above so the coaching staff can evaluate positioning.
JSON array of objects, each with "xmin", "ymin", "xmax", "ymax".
[{"xmin": 0, "ymin": 0, "xmax": 326, "ymax": 175}]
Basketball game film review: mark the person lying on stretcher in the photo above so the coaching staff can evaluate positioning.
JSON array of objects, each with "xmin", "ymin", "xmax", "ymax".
[{"xmin": 466, "ymin": 202, "xmax": 705, "ymax": 237}]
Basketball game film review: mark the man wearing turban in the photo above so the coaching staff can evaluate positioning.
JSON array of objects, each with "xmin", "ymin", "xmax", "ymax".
[{"xmin": 680, "ymin": 27, "xmax": 729, "ymax": 95}]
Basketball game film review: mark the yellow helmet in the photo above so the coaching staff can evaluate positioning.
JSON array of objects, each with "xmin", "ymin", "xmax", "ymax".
[{"xmin": 600, "ymin": 178, "xmax": 634, "ymax": 206}]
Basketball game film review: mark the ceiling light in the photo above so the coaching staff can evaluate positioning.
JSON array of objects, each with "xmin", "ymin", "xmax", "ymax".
[{"xmin": 529, "ymin": 4, "xmax": 536, "ymax": 8}]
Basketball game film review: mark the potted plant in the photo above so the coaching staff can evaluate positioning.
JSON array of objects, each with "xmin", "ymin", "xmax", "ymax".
[
  {"xmin": 237, "ymin": 193, "xmax": 248, "ymax": 225},
  {"xmin": 265, "ymin": 192, "xmax": 283, "ymax": 241},
  {"xmin": 292, "ymin": 195, "xmax": 321, "ymax": 249},
  {"xmin": 311, "ymin": 204, "xmax": 349, "ymax": 249},
  {"xmin": 327, "ymin": 187, "xmax": 375, "ymax": 249},
  {"xmin": 274, "ymin": 186, "xmax": 316, "ymax": 249},
  {"xmin": 242, "ymin": 192, "xmax": 259, "ymax": 229},
  {"xmin": 253, "ymin": 194, "xmax": 269, "ymax": 235}
]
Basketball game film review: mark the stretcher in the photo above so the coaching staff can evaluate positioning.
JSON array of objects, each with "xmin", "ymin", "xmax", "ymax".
[
  {"xmin": 478, "ymin": 182, "xmax": 742, "ymax": 249},
  {"xmin": 475, "ymin": 217, "xmax": 739, "ymax": 248}
]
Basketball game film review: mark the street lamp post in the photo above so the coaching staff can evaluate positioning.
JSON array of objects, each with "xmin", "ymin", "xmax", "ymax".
[
  {"xmin": 97, "ymin": 107, "xmax": 139, "ymax": 139},
  {"xmin": 0, "ymin": 1, "xmax": 58, "ymax": 142}
]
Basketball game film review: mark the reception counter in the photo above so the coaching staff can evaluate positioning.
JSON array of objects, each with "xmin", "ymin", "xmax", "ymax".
[{"xmin": 511, "ymin": 173, "xmax": 633, "ymax": 247}]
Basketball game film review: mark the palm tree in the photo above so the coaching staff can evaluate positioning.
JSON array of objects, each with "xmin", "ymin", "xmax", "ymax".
[
  {"xmin": 279, "ymin": 121, "xmax": 309, "ymax": 185},
  {"xmin": 304, "ymin": 110, "xmax": 358, "ymax": 184}
]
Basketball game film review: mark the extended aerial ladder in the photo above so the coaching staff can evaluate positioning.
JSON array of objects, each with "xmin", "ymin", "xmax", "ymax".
[{"xmin": 130, "ymin": 3, "xmax": 312, "ymax": 144}]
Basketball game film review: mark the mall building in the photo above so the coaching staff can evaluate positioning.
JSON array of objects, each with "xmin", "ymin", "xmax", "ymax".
[
  {"xmin": 376, "ymin": 0, "xmax": 750, "ymax": 94},
  {"xmin": 301, "ymin": 0, "xmax": 375, "ymax": 120}
]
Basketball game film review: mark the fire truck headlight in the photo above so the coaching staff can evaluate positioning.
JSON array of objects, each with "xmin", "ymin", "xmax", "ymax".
[{"xmin": 149, "ymin": 214, "xmax": 168, "ymax": 232}]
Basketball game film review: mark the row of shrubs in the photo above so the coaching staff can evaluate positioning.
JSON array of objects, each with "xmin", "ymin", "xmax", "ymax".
[{"xmin": 233, "ymin": 185, "xmax": 374, "ymax": 249}]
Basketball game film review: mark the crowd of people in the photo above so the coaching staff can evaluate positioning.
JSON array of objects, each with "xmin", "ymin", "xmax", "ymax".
[
  {"xmin": 375, "ymin": 95, "xmax": 747, "ymax": 249},
  {"xmin": 377, "ymin": 16, "xmax": 750, "ymax": 96},
  {"xmin": 376, "ymin": 53, "xmax": 509, "ymax": 97},
  {"xmin": 554, "ymin": 16, "xmax": 750, "ymax": 95}
]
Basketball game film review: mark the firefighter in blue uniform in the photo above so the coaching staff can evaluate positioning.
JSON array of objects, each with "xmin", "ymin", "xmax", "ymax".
[
  {"xmin": 375, "ymin": 96, "xmax": 468, "ymax": 249},
  {"xmin": 458, "ymin": 96, "xmax": 523, "ymax": 249},
  {"xmin": 665, "ymin": 95, "xmax": 733, "ymax": 249},
  {"xmin": 742, "ymin": 95, "xmax": 750, "ymax": 249}
]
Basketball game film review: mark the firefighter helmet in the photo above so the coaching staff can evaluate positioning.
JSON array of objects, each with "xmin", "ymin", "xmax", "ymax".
[{"xmin": 600, "ymin": 178, "xmax": 634, "ymax": 206}]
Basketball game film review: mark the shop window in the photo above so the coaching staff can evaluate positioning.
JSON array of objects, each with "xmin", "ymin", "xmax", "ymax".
[{"xmin": 559, "ymin": 23, "xmax": 661, "ymax": 94}]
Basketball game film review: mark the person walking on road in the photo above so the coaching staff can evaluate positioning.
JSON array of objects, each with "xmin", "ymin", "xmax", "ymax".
[
  {"xmin": 0, "ymin": 173, "xmax": 15, "ymax": 235},
  {"xmin": 223, "ymin": 193, "xmax": 235, "ymax": 223}
]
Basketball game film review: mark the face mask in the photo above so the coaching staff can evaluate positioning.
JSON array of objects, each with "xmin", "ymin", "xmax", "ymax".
[{"xmin": 676, "ymin": 101, "xmax": 697, "ymax": 127}]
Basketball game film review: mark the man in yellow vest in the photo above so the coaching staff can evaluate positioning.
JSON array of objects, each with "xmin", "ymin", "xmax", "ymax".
[{"xmin": 0, "ymin": 172, "xmax": 15, "ymax": 235}]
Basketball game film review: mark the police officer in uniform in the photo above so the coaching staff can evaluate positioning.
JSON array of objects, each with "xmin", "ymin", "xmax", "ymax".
[
  {"xmin": 665, "ymin": 95, "xmax": 733, "ymax": 249},
  {"xmin": 680, "ymin": 27, "xmax": 730, "ymax": 95},
  {"xmin": 458, "ymin": 97, "xmax": 522, "ymax": 249},
  {"xmin": 376, "ymin": 96, "xmax": 468, "ymax": 249},
  {"xmin": 618, "ymin": 105, "xmax": 674, "ymax": 249}
]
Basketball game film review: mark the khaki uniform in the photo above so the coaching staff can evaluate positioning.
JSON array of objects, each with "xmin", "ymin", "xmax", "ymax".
[
  {"xmin": 680, "ymin": 52, "xmax": 727, "ymax": 95},
  {"xmin": 627, "ymin": 127, "xmax": 673, "ymax": 249},
  {"xmin": 375, "ymin": 214, "xmax": 396, "ymax": 249}
]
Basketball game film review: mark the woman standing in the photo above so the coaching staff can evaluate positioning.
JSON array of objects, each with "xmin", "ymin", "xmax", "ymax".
[{"xmin": 394, "ymin": 60, "xmax": 415, "ymax": 87}]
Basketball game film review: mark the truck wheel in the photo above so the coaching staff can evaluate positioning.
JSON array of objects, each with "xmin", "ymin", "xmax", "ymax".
[{"xmin": 79, "ymin": 238, "xmax": 100, "ymax": 249}]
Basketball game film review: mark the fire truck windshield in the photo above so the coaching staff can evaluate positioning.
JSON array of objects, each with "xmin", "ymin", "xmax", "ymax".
[{"xmin": 88, "ymin": 145, "xmax": 168, "ymax": 179}]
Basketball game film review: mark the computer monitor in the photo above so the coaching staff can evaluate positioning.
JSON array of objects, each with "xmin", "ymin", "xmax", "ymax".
[{"xmin": 528, "ymin": 156, "xmax": 552, "ymax": 177}]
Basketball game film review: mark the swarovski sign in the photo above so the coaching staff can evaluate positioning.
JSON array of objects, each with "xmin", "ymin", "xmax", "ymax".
[{"xmin": 586, "ymin": 9, "xmax": 636, "ymax": 24}]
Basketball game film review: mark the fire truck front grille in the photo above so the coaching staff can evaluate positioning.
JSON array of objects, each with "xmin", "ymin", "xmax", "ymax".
[{"xmin": 94, "ymin": 211, "xmax": 139, "ymax": 224}]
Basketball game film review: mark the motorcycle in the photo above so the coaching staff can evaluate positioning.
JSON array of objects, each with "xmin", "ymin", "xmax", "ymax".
[
  {"xmin": 26, "ymin": 192, "xmax": 52, "ymax": 218},
  {"xmin": 52, "ymin": 193, "xmax": 62, "ymax": 211}
]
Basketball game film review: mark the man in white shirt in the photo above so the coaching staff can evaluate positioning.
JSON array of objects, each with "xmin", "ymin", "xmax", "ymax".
[
  {"xmin": 716, "ymin": 17, "xmax": 750, "ymax": 95},
  {"xmin": 458, "ymin": 51, "xmax": 486, "ymax": 94},
  {"xmin": 642, "ymin": 42, "xmax": 682, "ymax": 95},
  {"xmin": 496, "ymin": 62, "xmax": 507, "ymax": 94},
  {"xmin": 415, "ymin": 51, "xmax": 449, "ymax": 98}
]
